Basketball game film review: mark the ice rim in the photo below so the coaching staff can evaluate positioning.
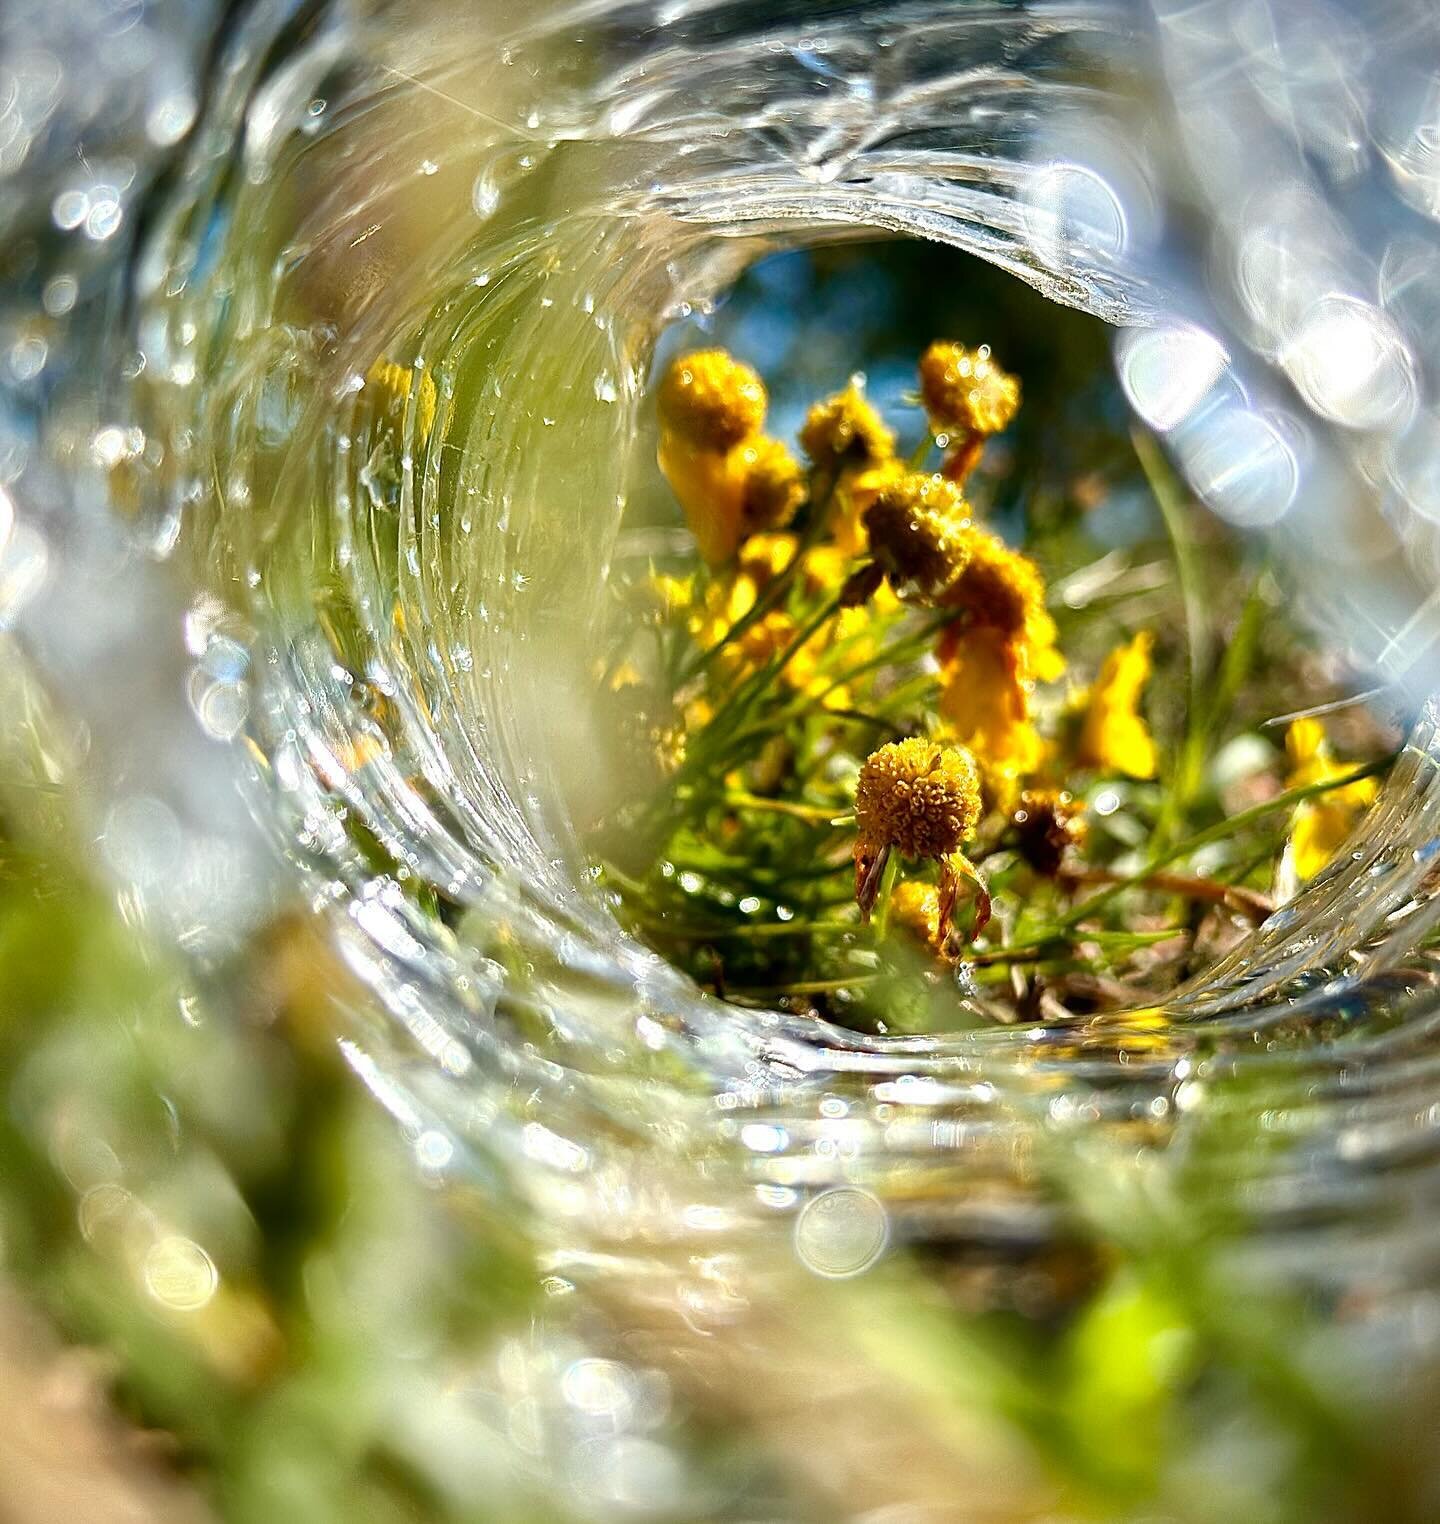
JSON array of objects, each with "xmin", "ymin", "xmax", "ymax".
[{"xmin": 8, "ymin": 0, "xmax": 1440, "ymax": 1292}]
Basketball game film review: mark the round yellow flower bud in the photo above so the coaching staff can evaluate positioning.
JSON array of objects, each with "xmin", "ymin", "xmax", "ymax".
[
  {"xmin": 738, "ymin": 435, "xmax": 806, "ymax": 535},
  {"xmin": 657, "ymin": 349, "xmax": 767, "ymax": 451},
  {"xmin": 799, "ymin": 382, "xmax": 895, "ymax": 471},
  {"xmin": 855, "ymin": 738, "xmax": 982, "ymax": 862},
  {"xmin": 918, "ymin": 342, "xmax": 1020, "ymax": 437},
  {"xmin": 862, "ymin": 472, "xmax": 972, "ymax": 602}
]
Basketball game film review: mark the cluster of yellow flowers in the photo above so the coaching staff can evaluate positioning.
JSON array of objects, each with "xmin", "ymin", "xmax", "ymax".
[{"xmin": 650, "ymin": 340, "xmax": 1169, "ymax": 947}]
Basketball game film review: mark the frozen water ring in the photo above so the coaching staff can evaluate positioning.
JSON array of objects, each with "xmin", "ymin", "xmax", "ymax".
[{"xmin": 11, "ymin": 0, "xmax": 1440, "ymax": 1514}]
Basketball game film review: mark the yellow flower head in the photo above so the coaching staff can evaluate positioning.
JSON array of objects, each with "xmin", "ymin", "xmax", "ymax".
[
  {"xmin": 688, "ymin": 562, "xmax": 843, "ymax": 705},
  {"xmin": 799, "ymin": 382, "xmax": 895, "ymax": 472},
  {"xmin": 366, "ymin": 357, "xmax": 438, "ymax": 442},
  {"xmin": 1011, "ymin": 789, "xmax": 1085, "ymax": 877},
  {"xmin": 686, "ymin": 534, "xmax": 796, "ymax": 655},
  {"xmin": 855, "ymin": 737, "xmax": 982, "ymax": 861},
  {"xmin": 657, "ymin": 348, "xmax": 767, "ymax": 450},
  {"xmin": 863, "ymin": 472, "xmax": 972, "ymax": 602},
  {"xmin": 918, "ymin": 342, "xmax": 1020, "ymax": 437},
  {"xmin": 930, "ymin": 531, "xmax": 1059, "ymax": 791},
  {"xmin": 1076, "ymin": 631, "xmax": 1157, "ymax": 780},
  {"xmin": 651, "ymin": 723, "xmax": 687, "ymax": 775},
  {"xmin": 1283, "ymin": 717, "xmax": 1379, "ymax": 882},
  {"xmin": 852, "ymin": 738, "xmax": 989, "ymax": 938},
  {"xmin": 737, "ymin": 435, "xmax": 806, "ymax": 536},
  {"xmin": 1284, "ymin": 716, "xmax": 1323, "ymax": 778},
  {"xmin": 646, "ymin": 571, "xmax": 695, "ymax": 621},
  {"xmin": 732, "ymin": 609, "xmax": 798, "ymax": 668}
]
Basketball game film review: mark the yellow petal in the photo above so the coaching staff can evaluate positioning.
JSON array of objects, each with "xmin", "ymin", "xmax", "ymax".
[
  {"xmin": 939, "ymin": 626, "xmax": 1045, "ymax": 784},
  {"xmin": 1290, "ymin": 798, "xmax": 1356, "ymax": 881},
  {"xmin": 1077, "ymin": 631, "xmax": 1157, "ymax": 780},
  {"xmin": 1284, "ymin": 716, "xmax": 1326, "ymax": 774},
  {"xmin": 657, "ymin": 431, "xmax": 749, "ymax": 565}
]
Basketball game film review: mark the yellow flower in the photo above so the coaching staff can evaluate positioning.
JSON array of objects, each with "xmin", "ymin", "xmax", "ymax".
[
  {"xmin": 606, "ymin": 659, "xmax": 644, "ymax": 692},
  {"xmin": 737, "ymin": 435, "xmax": 806, "ymax": 537},
  {"xmin": 365, "ymin": 357, "xmax": 437, "ymax": 442},
  {"xmin": 938, "ymin": 624, "xmax": 1046, "ymax": 789},
  {"xmin": 931, "ymin": 528, "xmax": 1061, "ymax": 792},
  {"xmin": 918, "ymin": 341, "xmax": 1020, "ymax": 438},
  {"xmin": 1076, "ymin": 632, "xmax": 1158, "ymax": 779},
  {"xmin": 863, "ymin": 472, "xmax": 972, "ymax": 603},
  {"xmin": 658, "ymin": 437, "xmax": 803, "ymax": 567},
  {"xmin": 657, "ymin": 349, "xmax": 766, "ymax": 450},
  {"xmin": 684, "ymin": 549, "xmax": 850, "ymax": 707},
  {"xmin": 795, "ymin": 541, "xmax": 902, "ymax": 615},
  {"xmin": 656, "ymin": 434, "xmax": 750, "ymax": 565},
  {"xmin": 688, "ymin": 564, "xmax": 762, "ymax": 652},
  {"xmin": 656, "ymin": 350, "xmax": 770, "ymax": 565},
  {"xmin": 856, "ymin": 738, "xmax": 982, "ymax": 861},
  {"xmin": 800, "ymin": 383, "xmax": 898, "ymax": 554},
  {"xmin": 684, "ymin": 696, "xmax": 714, "ymax": 731},
  {"xmin": 646, "ymin": 571, "xmax": 695, "ymax": 620},
  {"xmin": 719, "ymin": 608, "xmax": 851, "ymax": 709},
  {"xmin": 799, "ymin": 382, "xmax": 895, "ymax": 472},
  {"xmin": 738, "ymin": 531, "xmax": 799, "ymax": 583},
  {"xmin": 853, "ymin": 738, "xmax": 988, "ymax": 938},
  {"xmin": 687, "ymin": 534, "xmax": 795, "ymax": 651},
  {"xmin": 1283, "ymin": 717, "xmax": 1379, "ymax": 881},
  {"xmin": 943, "ymin": 528, "xmax": 1064, "ymax": 682},
  {"xmin": 652, "ymin": 723, "xmax": 687, "ymax": 775},
  {"xmin": 789, "ymin": 543, "xmax": 841, "ymax": 594}
]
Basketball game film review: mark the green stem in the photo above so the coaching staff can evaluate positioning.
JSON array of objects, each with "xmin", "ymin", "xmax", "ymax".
[
  {"xmin": 675, "ymin": 467, "xmax": 839, "ymax": 686},
  {"xmin": 1134, "ymin": 426, "xmax": 1209, "ymax": 844},
  {"xmin": 633, "ymin": 918, "xmax": 853, "ymax": 941},
  {"xmin": 872, "ymin": 851, "xmax": 902, "ymax": 938},
  {"xmin": 720, "ymin": 791, "xmax": 840, "ymax": 823},
  {"xmin": 728, "ymin": 975, "xmax": 882, "ymax": 997},
  {"xmin": 700, "ymin": 592, "xmax": 844, "ymax": 748},
  {"xmin": 728, "ymin": 609, "xmax": 952, "ymax": 749}
]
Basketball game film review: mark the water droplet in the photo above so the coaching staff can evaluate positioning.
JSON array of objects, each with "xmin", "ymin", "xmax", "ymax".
[
  {"xmin": 795, "ymin": 1187, "xmax": 888, "ymax": 1278},
  {"xmin": 147, "ymin": 93, "xmax": 196, "ymax": 147},
  {"xmin": 472, "ymin": 174, "xmax": 501, "ymax": 220},
  {"xmin": 42, "ymin": 274, "xmax": 77, "ymax": 315},
  {"xmin": 144, "ymin": 1236, "xmax": 218, "ymax": 1311}
]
